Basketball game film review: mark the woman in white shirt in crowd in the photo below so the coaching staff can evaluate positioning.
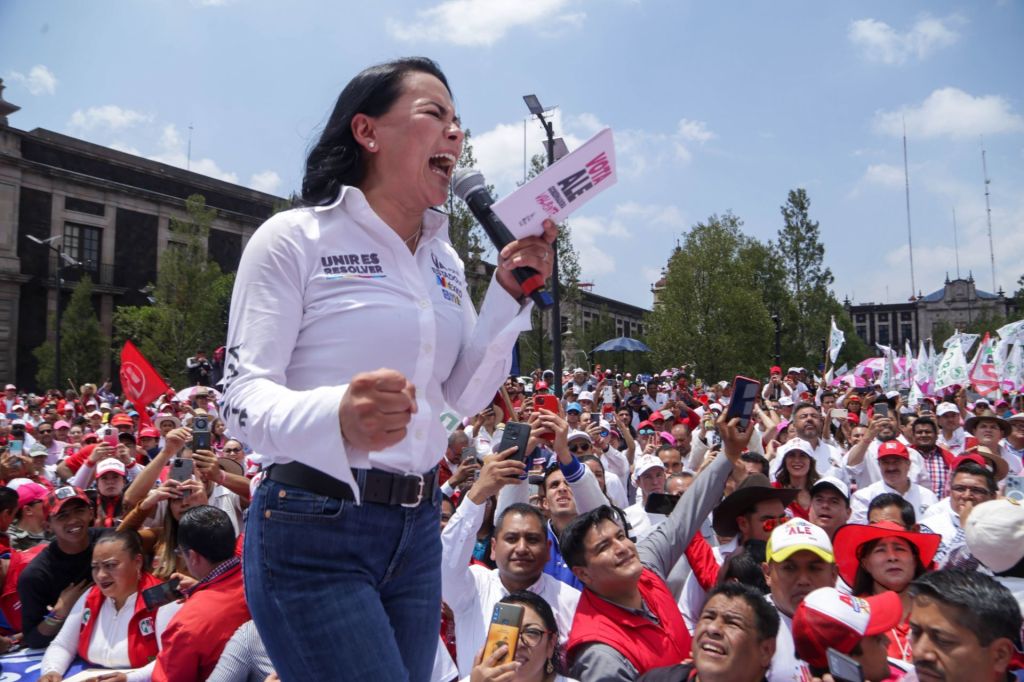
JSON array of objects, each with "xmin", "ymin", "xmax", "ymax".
[
  {"xmin": 469, "ymin": 591, "xmax": 577, "ymax": 682},
  {"xmin": 223, "ymin": 57, "xmax": 555, "ymax": 681},
  {"xmin": 39, "ymin": 530, "xmax": 181, "ymax": 682}
]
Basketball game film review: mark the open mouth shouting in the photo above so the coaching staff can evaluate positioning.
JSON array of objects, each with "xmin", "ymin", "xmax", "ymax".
[{"xmin": 428, "ymin": 152, "xmax": 456, "ymax": 180}]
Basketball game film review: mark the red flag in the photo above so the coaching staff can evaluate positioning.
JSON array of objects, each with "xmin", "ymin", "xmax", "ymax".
[{"xmin": 119, "ymin": 341, "xmax": 170, "ymax": 427}]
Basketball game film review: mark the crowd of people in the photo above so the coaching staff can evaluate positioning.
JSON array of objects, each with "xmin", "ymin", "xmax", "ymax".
[{"xmin": 0, "ymin": 362, "xmax": 1020, "ymax": 681}]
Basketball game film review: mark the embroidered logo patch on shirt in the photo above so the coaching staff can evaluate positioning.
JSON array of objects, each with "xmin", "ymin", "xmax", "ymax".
[
  {"xmin": 139, "ymin": 616, "xmax": 155, "ymax": 636},
  {"xmin": 430, "ymin": 251, "xmax": 464, "ymax": 306},
  {"xmin": 320, "ymin": 253, "xmax": 387, "ymax": 279}
]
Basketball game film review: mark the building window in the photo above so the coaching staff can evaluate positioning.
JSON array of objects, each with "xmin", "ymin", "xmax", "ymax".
[
  {"xmin": 855, "ymin": 314, "xmax": 866, "ymax": 323},
  {"xmin": 65, "ymin": 196, "xmax": 105, "ymax": 216},
  {"xmin": 900, "ymin": 312, "xmax": 912, "ymax": 321},
  {"xmin": 63, "ymin": 223, "xmax": 101, "ymax": 273},
  {"xmin": 901, "ymin": 324, "xmax": 913, "ymax": 343},
  {"xmin": 856, "ymin": 325, "xmax": 867, "ymax": 341},
  {"xmin": 878, "ymin": 326, "xmax": 890, "ymax": 346}
]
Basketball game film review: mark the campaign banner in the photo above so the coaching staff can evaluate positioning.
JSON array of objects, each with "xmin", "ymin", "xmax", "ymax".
[{"xmin": 491, "ymin": 128, "xmax": 617, "ymax": 239}]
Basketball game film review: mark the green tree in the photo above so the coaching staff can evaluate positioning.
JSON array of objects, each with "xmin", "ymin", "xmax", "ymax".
[
  {"xmin": 776, "ymin": 188, "xmax": 844, "ymax": 370},
  {"xmin": 648, "ymin": 212, "xmax": 774, "ymax": 381},
  {"xmin": 113, "ymin": 194, "xmax": 234, "ymax": 388},
  {"xmin": 33, "ymin": 275, "xmax": 107, "ymax": 390}
]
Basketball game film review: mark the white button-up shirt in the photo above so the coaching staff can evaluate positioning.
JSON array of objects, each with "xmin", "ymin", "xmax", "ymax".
[
  {"xmin": 441, "ymin": 496, "xmax": 581, "ymax": 676},
  {"xmin": 222, "ymin": 187, "xmax": 532, "ymax": 501},
  {"xmin": 845, "ymin": 439, "xmax": 930, "ymax": 490},
  {"xmin": 849, "ymin": 479, "xmax": 938, "ymax": 525}
]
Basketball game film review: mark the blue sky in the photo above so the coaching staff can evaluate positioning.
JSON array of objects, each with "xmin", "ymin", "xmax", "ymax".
[{"xmin": 3, "ymin": 0, "xmax": 1023, "ymax": 311}]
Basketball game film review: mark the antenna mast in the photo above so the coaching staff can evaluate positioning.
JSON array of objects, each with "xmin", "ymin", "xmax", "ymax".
[
  {"xmin": 902, "ymin": 119, "xmax": 916, "ymax": 299},
  {"xmin": 952, "ymin": 207, "xmax": 961, "ymax": 279},
  {"xmin": 981, "ymin": 144, "xmax": 996, "ymax": 291}
]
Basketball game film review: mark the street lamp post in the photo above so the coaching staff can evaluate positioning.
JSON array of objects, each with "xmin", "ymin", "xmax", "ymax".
[
  {"xmin": 27, "ymin": 235, "xmax": 79, "ymax": 388},
  {"xmin": 523, "ymin": 94, "xmax": 565, "ymax": 397}
]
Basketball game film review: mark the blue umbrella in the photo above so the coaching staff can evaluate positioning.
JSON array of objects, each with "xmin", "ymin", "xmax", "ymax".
[{"xmin": 592, "ymin": 336, "xmax": 652, "ymax": 353}]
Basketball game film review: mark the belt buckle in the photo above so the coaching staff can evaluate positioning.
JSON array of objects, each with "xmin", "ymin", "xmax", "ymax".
[{"xmin": 401, "ymin": 473, "xmax": 425, "ymax": 508}]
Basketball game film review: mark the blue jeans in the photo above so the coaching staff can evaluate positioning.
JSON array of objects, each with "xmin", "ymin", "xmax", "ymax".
[{"xmin": 244, "ymin": 475, "xmax": 441, "ymax": 681}]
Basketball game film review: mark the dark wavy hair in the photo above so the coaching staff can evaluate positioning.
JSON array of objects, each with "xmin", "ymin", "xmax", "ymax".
[
  {"xmin": 852, "ymin": 536, "xmax": 927, "ymax": 596},
  {"xmin": 775, "ymin": 449, "xmax": 820, "ymax": 490},
  {"xmin": 301, "ymin": 57, "xmax": 452, "ymax": 206}
]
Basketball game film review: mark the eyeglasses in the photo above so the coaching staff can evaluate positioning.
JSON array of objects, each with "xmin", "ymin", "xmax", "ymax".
[
  {"xmin": 760, "ymin": 514, "xmax": 791, "ymax": 533},
  {"xmin": 37, "ymin": 429, "xmax": 52, "ymax": 434},
  {"xmin": 568, "ymin": 442, "xmax": 591, "ymax": 454},
  {"xmin": 519, "ymin": 626, "xmax": 550, "ymax": 648},
  {"xmin": 950, "ymin": 484, "xmax": 992, "ymax": 498},
  {"xmin": 639, "ymin": 429, "xmax": 655, "ymax": 436},
  {"xmin": 599, "ymin": 430, "xmax": 610, "ymax": 438}
]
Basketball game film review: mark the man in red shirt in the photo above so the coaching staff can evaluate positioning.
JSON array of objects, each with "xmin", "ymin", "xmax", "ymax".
[{"xmin": 153, "ymin": 505, "xmax": 249, "ymax": 682}]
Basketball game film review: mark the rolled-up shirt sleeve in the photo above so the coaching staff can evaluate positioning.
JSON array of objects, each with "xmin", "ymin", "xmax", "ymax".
[{"xmin": 444, "ymin": 274, "xmax": 533, "ymax": 416}]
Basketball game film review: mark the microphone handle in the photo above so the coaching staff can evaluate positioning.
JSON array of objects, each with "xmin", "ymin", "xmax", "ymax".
[{"xmin": 474, "ymin": 205, "xmax": 554, "ymax": 310}]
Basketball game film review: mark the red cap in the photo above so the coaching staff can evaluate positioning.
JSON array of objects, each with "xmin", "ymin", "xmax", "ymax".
[
  {"xmin": 46, "ymin": 486, "xmax": 91, "ymax": 516},
  {"xmin": 139, "ymin": 426, "xmax": 160, "ymax": 439},
  {"xmin": 110, "ymin": 414, "xmax": 134, "ymax": 427},
  {"xmin": 535, "ymin": 381, "xmax": 548, "ymax": 391},
  {"xmin": 770, "ymin": 366, "xmax": 782, "ymax": 375},
  {"xmin": 876, "ymin": 440, "xmax": 909, "ymax": 460}
]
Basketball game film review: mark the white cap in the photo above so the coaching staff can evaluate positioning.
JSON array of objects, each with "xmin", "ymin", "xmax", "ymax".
[
  {"xmin": 777, "ymin": 438, "xmax": 814, "ymax": 459},
  {"xmin": 573, "ymin": 367, "xmax": 585, "ymax": 373},
  {"xmin": 766, "ymin": 518, "xmax": 834, "ymax": 563},
  {"xmin": 567, "ymin": 429, "xmax": 592, "ymax": 444},
  {"xmin": 811, "ymin": 475, "xmax": 850, "ymax": 501},
  {"xmin": 936, "ymin": 403, "xmax": 960, "ymax": 417},
  {"xmin": 4, "ymin": 384, "xmax": 15, "ymax": 391},
  {"xmin": 964, "ymin": 498, "xmax": 1024, "ymax": 573},
  {"xmin": 99, "ymin": 402, "xmax": 111, "ymax": 410},
  {"xmin": 87, "ymin": 410, "xmax": 103, "ymax": 418},
  {"xmin": 787, "ymin": 367, "xmax": 801, "ymax": 374},
  {"xmin": 96, "ymin": 458, "xmax": 127, "ymax": 478},
  {"xmin": 779, "ymin": 396, "xmax": 794, "ymax": 407},
  {"xmin": 633, "ymin": 454, "xmax": 665, "ymax": 482},
  {"xmin": 885, "ymin": 390, "xmax": 900, "ymax": 400},
  {"xmin": 578, "ymin": 391, "xmax": 595, "ymax": 403}
]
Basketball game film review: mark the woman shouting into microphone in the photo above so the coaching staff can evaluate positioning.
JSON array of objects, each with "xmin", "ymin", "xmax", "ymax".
[{"xmin": 222, "ymin": 57, "xmax": 556, "ymax": 681}]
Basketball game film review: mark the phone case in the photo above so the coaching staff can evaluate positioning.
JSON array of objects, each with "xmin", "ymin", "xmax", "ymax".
[
  {"xmin": 498, "ymin": 422, "xmax": 531, "ymax": 463},
  {"xmin": 484, "ymin": 603, "xmax": 523, "ymax": 665}
]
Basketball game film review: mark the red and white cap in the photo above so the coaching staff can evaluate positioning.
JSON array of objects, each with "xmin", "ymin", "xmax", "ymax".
[
  {"xmin": 792, "ymin": 587, "xmax": 904, "ymax": 669},
  {"xmin": 96, "ymin": 458, "xmax": 127, "ymax": 478},
  {"xmin": 876, "ymin": 439, "xmax": 909, "ymax": 460}
]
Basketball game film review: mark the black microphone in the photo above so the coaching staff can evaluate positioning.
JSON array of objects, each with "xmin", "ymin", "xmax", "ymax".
[{"xmin": 451, "ymin": 168, "xmax": 554, "ymax": 310}]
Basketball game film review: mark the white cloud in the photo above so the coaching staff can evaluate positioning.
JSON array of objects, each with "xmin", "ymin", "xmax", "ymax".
[
  {"xmin": 147, "ymin": 124, "xmax": 238, "ymax": 184},
  {"xmin": 848, "ymin": 14, "xmax": 962, "ymax": 65},
  {"xmin": 386, "ymin": 0, "xmax": 582, "ymax": 46},
  {"xmin": 471, "ymin": 111, "xmax": 717, "ymax": 200},
  {"xmin": 676, "ymin": 119, "xmax": 716, "ymax": 143},
  {"xmin": 566, "ymin": 202, "xmax": 687, "ymax": 280},
  {"xmin": 68, "ymin": 105, "xmax": 152, "ymax": 133},
  {"xmin": 249, "ymin": 170, "xmax": 281, "ymax": 194},
  {"xmin": 873, "ymin": 87, "xmax": 1024, "ymax": 139},
  {"xmin": 8, "ymin": 65, "xmax": 58, "ymax": 95},
  {"xmin": 862, "ymin": 163, "xmax": 905, "ymax": 189}
]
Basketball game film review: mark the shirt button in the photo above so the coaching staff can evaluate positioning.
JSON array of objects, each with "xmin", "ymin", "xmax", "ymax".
[
  {"xmin": 423, "ymin": 343, "xmax": 433, "ymax": 353},
  {"xmin": 418, "ymin": 299, "xmax": 429, "ymax": 309},
  {"xmin": 415, "ymin": 430, "xmax": 425, "ymax": 440}
]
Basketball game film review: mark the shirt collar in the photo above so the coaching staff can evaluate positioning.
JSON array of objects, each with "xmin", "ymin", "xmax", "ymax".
[
  {"xmin": 316, "ymin": 185, "xmax": 449, "ymax": 243},
  {"xmin": 185, "ymin": 556, "xmax": 240, "ymax": 596}
]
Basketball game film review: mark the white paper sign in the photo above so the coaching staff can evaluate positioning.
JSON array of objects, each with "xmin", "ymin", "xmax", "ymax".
[{"xmin": 491, "ymin": 128, "xmax": 617, "ymax": 239}]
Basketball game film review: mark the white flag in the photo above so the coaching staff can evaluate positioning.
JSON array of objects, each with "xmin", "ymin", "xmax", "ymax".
[
  {"xmin": 1001, "ymin": 341, "xmax": 1022, "ymax": 392},
  {"xmin": 876, "ymin": 343, "xmax": 897, "ymax": 391},
  {"xmin": 996, "ymin": 319, "xmax": 1024, "ymax": 343},
  {"xmin": 927, "ymin": 339, "xmax": 938, "ymax": 387},
  {"xmin": 944, "ymin": 331, "xmax": 979, "ymax": 355},
  {"xmin": 828, "ymin": 317, "xmax": 845, "ymax": 364},
  {"xmin": 935, "ymin": 337, "xmax": 969, "ymax": 390},
  {"xmin": 908, "ymin": 380, "xmax": 924, "ymax": 409}
]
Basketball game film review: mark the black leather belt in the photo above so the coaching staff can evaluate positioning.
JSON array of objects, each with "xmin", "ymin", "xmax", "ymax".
[{"xmin": 267, "ymin": 461, "xmax": 436, "ymax": 507}]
